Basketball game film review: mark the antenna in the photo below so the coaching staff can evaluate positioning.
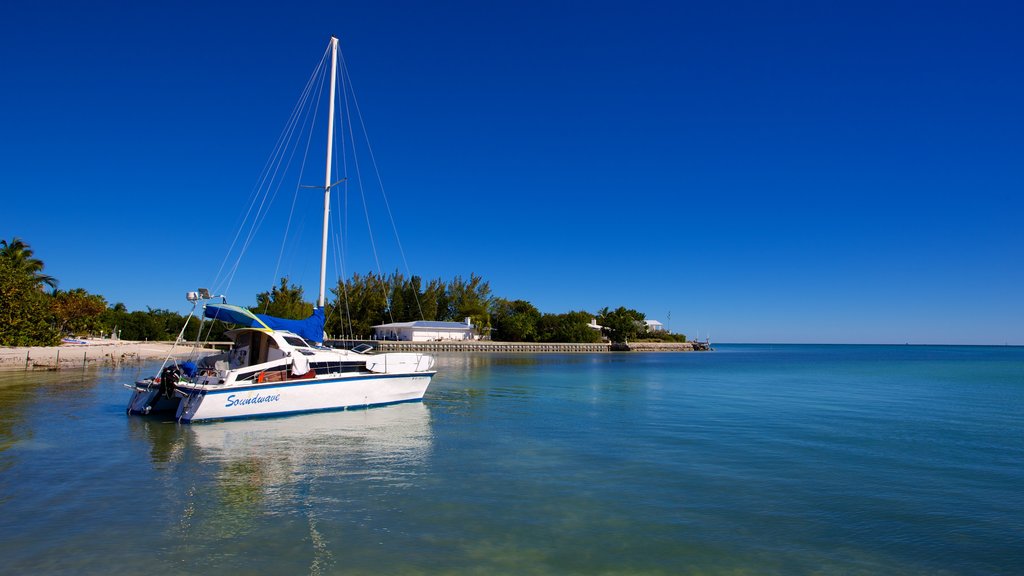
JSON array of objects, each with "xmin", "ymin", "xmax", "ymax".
[{"xmin": 186, "ymin": 288, "xmax": 226, "ymax": 303}]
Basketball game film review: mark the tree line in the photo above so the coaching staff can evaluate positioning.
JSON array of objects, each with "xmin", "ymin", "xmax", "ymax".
[
  {"xmin": 0, "ymin": 238, "xmax": 227, "ymax": 346},
  {"xmin": 1, "ymin": 238, "xmax": 686, "ymax": 346},
  {"xmin": 254, "ymin": 272, "xmax": 686, "ymax": 343}
]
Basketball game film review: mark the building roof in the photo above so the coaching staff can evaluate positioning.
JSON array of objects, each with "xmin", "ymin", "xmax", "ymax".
[{"xmin": 373, "ymin": 321, "xmax": 472, "ymax": 330}]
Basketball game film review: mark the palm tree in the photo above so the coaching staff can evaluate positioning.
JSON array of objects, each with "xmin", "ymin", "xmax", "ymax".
[{"xmin": 0, "ymin": 237, "xmax": 58, "ymax": 291}]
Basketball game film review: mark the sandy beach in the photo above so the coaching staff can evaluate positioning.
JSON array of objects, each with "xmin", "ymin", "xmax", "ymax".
[{"xmin": 0, "ymin": 339, "xmax": 218, "ymax": 371}]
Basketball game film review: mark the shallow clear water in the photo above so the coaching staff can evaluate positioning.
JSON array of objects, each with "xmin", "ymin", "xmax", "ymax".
[{"xmin": 1, "ymin": 345, "xmax": 1022, "ymax": 574}]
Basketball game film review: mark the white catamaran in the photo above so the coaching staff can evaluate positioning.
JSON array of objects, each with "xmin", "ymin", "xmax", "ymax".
[{"xmin": 126, "ymin": 37, "xmax": 436, "ymax": 423}]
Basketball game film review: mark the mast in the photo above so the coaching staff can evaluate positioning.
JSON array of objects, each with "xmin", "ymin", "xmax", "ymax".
[{"xmin": 319, "ymin": 36, "xmax": 338, "ymax": 309}]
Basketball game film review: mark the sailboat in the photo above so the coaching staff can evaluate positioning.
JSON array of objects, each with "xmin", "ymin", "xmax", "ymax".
[{"xmin": 126, "ymin": 37, "xmax": 436, "ymax": 423}]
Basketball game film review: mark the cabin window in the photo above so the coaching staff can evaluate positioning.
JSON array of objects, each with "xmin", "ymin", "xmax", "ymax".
[
  {"xmin": 250, "ymin": 333, "xmax": 266, "ymax": 365},
  {"xmin": 266, "ymin": 339, "xmax": 287, "ymax": 362}
]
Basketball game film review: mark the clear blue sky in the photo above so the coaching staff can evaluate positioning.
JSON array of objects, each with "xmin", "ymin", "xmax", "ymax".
[{"xmin": 2, "ymin": 1, "xmax": 1021, "ymax": 344}]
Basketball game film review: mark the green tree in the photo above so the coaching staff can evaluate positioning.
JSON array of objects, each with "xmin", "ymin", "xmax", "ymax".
[
  {"xmin": 418, "ymin": 278, "xmax": 443, "ymax": 321},
  {"xmin": 328, "ymin": 272, "xmax": 388, "ymax": 339},
  {"xmin": 328, "ymin": 272, "xmax": 451, "ymax": 339},
  {"xmin": 253, "ymin": 277, "xmax": 314, "ymax": 320},
  {"xmin": 597, "ymin": 306, "xmax": 647, "ymax": 343},
  {"xmin": 490, "ymin": 298, "xmax": 541, "ymax": 342},
  {"xmin": 151, "ymin": 308, "xmax": 191, "ymax": 341},
  {"xmin": 100, "ymin": 304, "xmax": 187, "ymax": 341},
  {"xmin": 444, "ymin": 273, "xmax": 491, "ymax": 325},
  {"xmin": 121, "ymin": 310, "xmax": 163, "ymax": 341},
  {"xmin": 100, "ymin": 302, "xmax": 130, "ymax": 339},
  {"xmin": 0, "ymin": 237, "xmax": 57, "ymax": 291},
  {"xmin": 184, "ymin": 316, "xmax": 229, "ymax": 343},
  {"xmin": 51, "ymin": 288, "xmax": 107, "ymax": 336},
  {"xmin": 109, "ymin": 308, "xmax": 184, "ymax": 341},
  {"xmin": 395, "ymin": 274, "xmax": 425, "ymax": 322},
  {"xmin": 537, "ymin": 311, "xmax": 602, "ymax": 343},
  {"xmin": 384, "ymin": 271, "xmax": 411, "ymax": 322},
  {"xmin": 0, "ymin": 258, "xmax": 59, "ymax": 345}
]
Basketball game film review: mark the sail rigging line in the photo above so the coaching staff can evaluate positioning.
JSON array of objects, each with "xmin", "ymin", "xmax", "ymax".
[
  {"xmin": 199, "ymin": 306, "xmax": 224, "ymax": 348},
  {"xmin": 210, "ymin": 43, "xmax": 329, "ymax": 295},
  {"xmin": 339, "ymin": 67, "xmax": 350, "ymax": 273},
  {"xmin": 152, "ymin": 303, "xmax": 199, "ymax": 378},
  {"xmin": 192, "ymin": 305, "xmax": 214, "ymax": 350},
  {"xmin": 329, "ymin": 157, "xmax": 358, "ymax": 340},
  {"xmin": 268, "ymin": 62, "xmax": 330, "ymax": 303},
  {"xmin": 203, "ymin": 38, "xmax": 426, "ymax": 340},
  {"xmin": 329, "ymin": 52, "xmax": 359, "ymax": 341},
  {"xmin": 338, "ymin": 47, "xmax": 426, "ymax": 321},
  {"xmin": 215, "ymin": 86, "xmax": 323, "ymax": 296},
  {"xmin": 337, "ymin": 54, "xmax": 394, "ymax": 325},
  {"xmin": 338, "ymin": 71, "xmax": 357, "ymax": 341},
  {"xmin": 210, "ymin": 45, "xmax": 329, "ymax": 295},
  {"xmin": 225, "ymin": 63, "xmax": 328, "ymax": 298}
]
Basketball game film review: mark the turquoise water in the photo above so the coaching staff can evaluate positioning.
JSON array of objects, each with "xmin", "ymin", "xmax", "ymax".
[{"xmin": 1, "ymin": 345, "xmax": 1021, "ymax": 574}]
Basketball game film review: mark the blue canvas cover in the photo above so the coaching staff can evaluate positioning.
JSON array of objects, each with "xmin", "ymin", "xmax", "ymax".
[
  {"xmin": 203, "ymin": 304, "xmax": 270, "ymax": 329},
  {"xmin": 204, "ymin": 304, "xmax": 325, "ymax": 343},
  {"xmin": 255, "ymin": 307, "xmax": 325, "ymax": 343}
]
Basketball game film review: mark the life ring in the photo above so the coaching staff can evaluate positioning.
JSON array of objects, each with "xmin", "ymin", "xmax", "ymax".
[{"xmin": 257, "ymin": 371, "xmax": 265, "ymax": 383}]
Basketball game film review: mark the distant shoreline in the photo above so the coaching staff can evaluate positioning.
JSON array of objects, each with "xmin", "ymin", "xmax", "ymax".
[
  {"xmin": 365, "ymin": 340, "xmax": 711, "ymax": 353},
  {"xmin": 12, "ymin": 340, "xmax": 1010, "ymax": 373},
  {"xmin": 0, "ymin": 338, "xmax": 712, "ymax": 372}
]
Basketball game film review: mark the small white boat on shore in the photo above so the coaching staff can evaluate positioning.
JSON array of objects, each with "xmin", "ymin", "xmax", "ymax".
[{"xmin": 126, "ymin": 37, "xmax": 436, "ymax": 422}]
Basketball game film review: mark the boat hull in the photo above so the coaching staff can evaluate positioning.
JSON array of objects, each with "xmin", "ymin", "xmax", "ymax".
[
  {"xmin": 127, "ymin": 386, "xmax": 182, "ymax": 415},
  {"xmin": 173, "ymin": 371, "xmax": 434, "ymax": 423}
]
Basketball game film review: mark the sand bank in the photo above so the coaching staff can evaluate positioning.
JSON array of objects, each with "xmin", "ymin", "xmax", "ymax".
[{"xmin": 0, "ymin": 339, "xmax": 218, "ymax": 371}]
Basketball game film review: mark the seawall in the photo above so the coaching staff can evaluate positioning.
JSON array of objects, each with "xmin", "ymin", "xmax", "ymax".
[{"xmin": 327, "ymin": 340, "xmax": 711, "ymax": 353}]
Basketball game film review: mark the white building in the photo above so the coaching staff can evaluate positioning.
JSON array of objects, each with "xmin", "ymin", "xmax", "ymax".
[
  {"xmin": 645, "ymin": 319, "xmax": 666, "ymax": 332},
  {"xmin": 373, "ymin": 318, "xmax": 477, "ymax": 342}
]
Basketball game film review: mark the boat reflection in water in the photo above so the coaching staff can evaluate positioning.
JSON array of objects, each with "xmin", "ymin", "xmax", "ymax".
[
  {"xmin": 188, "ymin": 402, "xmax": 432, "ymax": 468},
  {"xmin": 127, "ymin": 404, "xmax": 433, "ymax": 552}
]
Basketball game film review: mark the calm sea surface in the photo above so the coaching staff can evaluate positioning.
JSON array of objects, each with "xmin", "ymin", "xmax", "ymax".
[{"xmin": 1, "ymin": 345, "xmax": 1021, "ymax": 574}]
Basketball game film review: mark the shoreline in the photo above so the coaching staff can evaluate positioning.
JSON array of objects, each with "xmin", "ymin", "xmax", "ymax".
[
  {"xmin": 0, "ymin": 339, "xmax": 217, "ymax": 372},
  {"xmin": 368, "ymin": 340, "xmax": 710, "ymax": 353},
  {"xmin": 1, "ymin": 338, "xmax": 710, "ymax": 372}
]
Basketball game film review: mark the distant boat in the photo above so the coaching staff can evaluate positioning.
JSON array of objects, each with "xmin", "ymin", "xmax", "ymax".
[{"xmin": 126, "ymin": 37, "xmax": 436, "ymax": 423}]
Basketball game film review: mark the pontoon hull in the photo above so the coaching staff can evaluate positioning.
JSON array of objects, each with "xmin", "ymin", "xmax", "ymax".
[
  {"xmin": 127, "ymin": 387, "xmax": 182, "ymax": 415},
  {"xmin": 152, "ymin": 371, "xmax": 434, "ymax": 422}
]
